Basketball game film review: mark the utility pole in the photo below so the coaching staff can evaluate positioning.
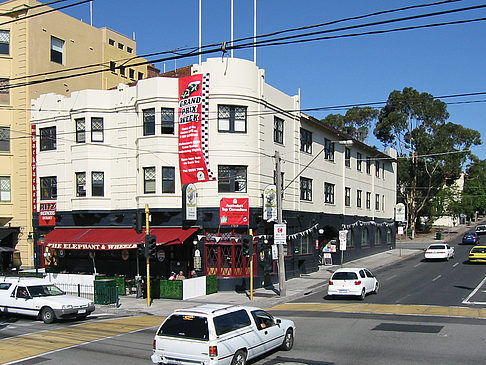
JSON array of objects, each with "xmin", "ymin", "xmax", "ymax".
[
  {"xmin": 275, "ymin": 151, "xmax": 286, "ymax": 296},
  {"xmin": 249, "ymin": 228, "xmax": 253, "ymax": 301},
  {"xmin": 145, "ymin": 204, "xmax": 151, "ymax": 307}
]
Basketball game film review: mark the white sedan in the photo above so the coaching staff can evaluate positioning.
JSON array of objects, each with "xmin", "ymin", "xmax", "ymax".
[
  {"xmin": 424, "ymin": 244, "xmax": 454, "ymax": 261},
  {"xmin": 327, "ymin": 267, "xmax": 379, "ymax": 300}
]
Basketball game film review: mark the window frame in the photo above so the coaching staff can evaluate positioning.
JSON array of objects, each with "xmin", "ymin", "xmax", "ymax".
[
  {"xmin": 50, "ymin": 36, "xmax": 64, "ymax": 64},
  {"xmin": 300, "ymin": 177, "xmax": 312, "ymax": 201},
  {"xmin": 39, "ymin": 126, "xmax": 56, "ymax": 151},
  {"xmin": 75, "ymin": 118, "xmax": 85, "ymax": 143},
  {"xmin": 91, "ymin": 117, "xmax": 104, "ymax": 142},
  {"xmin": 345, "ymin": 147, "xmax": 351, "ymax": 167},
  {"xmin": 161, "ymin": 107, "xmax": 175, "ymax": 134},
  {"xmin": 40, "ymin": 176, "xmax": 57, "ymax": 200},
  {"xmin": 218, "ymin": 165, "xmax": 247, "ymax": 193},
  {"xmin": 0, "ymin": 78, "xmax": 9, "ymax": 104},
  {"xmin": 0, "ymin": 29, "xmax": 10, "ymax": 55},
  {"xmin": 162, "ymin": 166, "xmax": 175, "ymax": 193},
  {"xmin": 361, "ymin": 227, "xmax": 369, "ymax": 247},
  {"xmin": 0, "ymin": 176, "xmax": 11, "ymax": 202},
  {"xmin": 143, "ymin": 108, "xmax": 155, "ymax": 136},
  {"xmin": 366, "ymin": 157, "xmax": 371, "ymax": 174},
  {"xmin": 91, "ymin": 171, "xmax": 104, "ymax": 197},
  {"xmin": 375, "ymin": 193, "xmax": 380, "ymax": 210},
  {"xmin": 324, "ymin": 138, "xmax": 335, "ymax": 161},
  {"xmin": 324, "ymin": 182, "xmax": 335, "ymax": 204},
  {"xmin": 0, "ymin": 126, "xmax": 10, "ymax": 152},
  {"xmin": 75, "ymin": 172, "xmax": 86, "ymax": 197},
  {"xmin": 357, "ymin": 152, "xmax": 362, "ymax": 171},
  {"xmin": 300, "ymin": 128, "xmax": 312, "ymax": 153},
  {"xmin": 144, "ymin": 167, "xmax": 156, "ymax": 194},
  {"xmin": 366, "ymin": 192, "xmax": 371, "ymax": 209},
  {"xmin": 274, "ymin": 117, "xmax": 284, "ymax": 144},
  {"xmin": 345, "ymin": 187, "xmax": 351, "ymax": 207},
  {"xmin": 357, "ymin": 189, "xmax": 362, "ymax": 208},
  {"xmin": 218, "ymin": 105, "xmax": 247, "ymax": 133},
  {"xmin": 294, "ymin": 233, "xmax": 312, "ymax": 255}
]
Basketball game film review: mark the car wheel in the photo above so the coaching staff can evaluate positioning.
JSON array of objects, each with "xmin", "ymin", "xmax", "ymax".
[
  {"xmin": 359, "ymin": 288, "xmax": 366, "ymax": 301},
  {"xmin": 373, "ymin": 282, "xmax": 379, "ymax": 294},
  {"xmin": 231, "ymin": 350, "xmax": 247, "ymax": 365},
  {"xmin": 41, "ymin": 307, "xmax": 55, "ymax": 324},
  {"xmin": 281, "ymin": 329, "xmax": 294, "ymax": 351}
]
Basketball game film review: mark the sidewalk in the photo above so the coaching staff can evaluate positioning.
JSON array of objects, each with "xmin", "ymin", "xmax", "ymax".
[{"xmin": 97, "ymin": 222, "xmax": 476, "ymax": 317}]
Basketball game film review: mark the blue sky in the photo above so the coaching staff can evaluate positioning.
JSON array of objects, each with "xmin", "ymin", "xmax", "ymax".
[{"xmin": 56, "ymin": 0, "xmax": 485, "ymax": 160}]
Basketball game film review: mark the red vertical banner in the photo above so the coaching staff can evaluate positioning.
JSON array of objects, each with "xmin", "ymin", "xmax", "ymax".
[
  {"xmin": 31, "ymin": 125, "xmax": 37, "ymax": 213},
  {"xmin": 178, "ymin": 74, "xmax": 214, "ymax": 185}
]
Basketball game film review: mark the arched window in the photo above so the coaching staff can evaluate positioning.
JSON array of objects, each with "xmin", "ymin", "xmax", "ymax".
[
  {"xmin": 361, "ymin": 227, "xmax": 369, "ymax": 247},
  {"xmin": 386, "ymin": 228, "xmax": 393, "ymax": 244},
  {"xmin": 346, "ymin": 229, "xmax": 354, "ymax": 248},
  {"xmin": 375, "ymin": 228, "xmax": 381, "ymax": 246}
]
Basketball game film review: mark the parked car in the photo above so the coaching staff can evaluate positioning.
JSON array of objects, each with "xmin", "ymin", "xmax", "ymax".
[
  {"xmin": 475, "ymin": 225, "xmax": 486, "ymax": 235},
  {"xmin": 424, "ymin": 244, "xmax": 454, "ymax": 261},
  {"xmin": 327, "ymin": 267, "xmax": 379, "ymax": 300},
  {"xmin": 0, "ymin": 277, "xmax": 95, "ymax": 323},
  {"xmin": 461, "ymin": 232, "xmax": 479, "ymax": 245},
  {"xmin": 151, "ymin": 304, "xmax": 295, "ymax": 365},
  {"xmin": 468, "ymin": 245, "xmax": 486, "ymax": 263}
]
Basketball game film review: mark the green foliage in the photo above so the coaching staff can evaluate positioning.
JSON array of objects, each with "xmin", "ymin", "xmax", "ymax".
[
  {"xmin": 460, "ymin": 157, "xmax": 486, "ymax": 217},
  {"xmin": 374, "ymin": 87, "xmax": 481, "ymax": 233},
  {"xmin": 321, "ymin": 106, "xmax": 378, "ymax": 141}
]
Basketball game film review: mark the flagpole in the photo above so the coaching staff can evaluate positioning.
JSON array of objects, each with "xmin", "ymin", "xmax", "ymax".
[
  {"xmin": 199, "ymin": 0, "xmax": 202, "ymax": 64},
  {"xmin": 231, "ymin": 0, "xmax": 234, "ymax": 58}
]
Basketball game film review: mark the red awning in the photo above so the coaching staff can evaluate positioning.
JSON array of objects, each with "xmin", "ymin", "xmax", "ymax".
[{"xmin": 41, "ymin": 227, "xmax": 198, "ymax": 250}]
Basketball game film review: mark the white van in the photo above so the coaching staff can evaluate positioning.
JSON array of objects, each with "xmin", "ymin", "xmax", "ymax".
[{"xmin": 151, "ymin": 304, "xmax": 295, "ymax": 365}]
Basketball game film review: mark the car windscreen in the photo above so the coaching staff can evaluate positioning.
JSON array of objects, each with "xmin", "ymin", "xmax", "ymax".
[
  {"xmin": 428, "ymin": 245, "xmax": 445, "ymax": 250},
  {"xmin": 27, "ymin": 284, "xmax": 64, "ymax": 297},
  {"xmin": 157, "ymin": 314, "xmax": 209, "ymax": 341},
  {"xmin": 332, "ymin": 272, "xmax": 358, "ymax": 280}
]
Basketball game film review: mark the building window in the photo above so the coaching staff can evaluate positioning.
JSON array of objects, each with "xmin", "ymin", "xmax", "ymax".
[
  {"xmin": 300, "ymin": 177, "xmax": 312, "ymax": 201},
  {"xmin": 75, "ymin": 118, "xmax": 85, "ymax": 143},
  {"xmin": 118, "ymin": 42, "xmax": 124, "ymax": 50},
  {"xmin": 108, "ymin": 38, "xmax": 115, "ymax": 46},
  {"xmin": 0, "ymin": 78, "xmax": 9, "ymax": 104},
  {"xmin": 375, "ymin": 229, "xmax": 382, "ymax": 245},
  {"xmin": 162, "ymin": 167, "xmax": 175, "ymax": 193},
  {"xmin": 75, "ymin": 172, "xmax": 86, "ymax": 197},
  {"xmin": 366, "ymin": 192, "xmax": 371, "ymax": 209},
  {"xmin": 129, "ymin": 68, "xmax": 135, "ymax": 79},
  {"xmin": 161, "ymin": 108, "xmax": 175, "ymax": 134},
  {"xmin": 0, "ymin": 127, "xmax": 9, "ymax": 152},
  {"xmin": 218, "ymin": 165, "xmax": 247, "ymax": 193},
  {"xmin": 366, "ymin": 157, "xmax": 371, "ymax": 174},
  {"xmin": 40, "ymin": 176, "xmax": 57, "ymax": 200},
  {"xmin": 357, "ymin": 189, "xmax": 362, "ymax": 208},
  {"xmin": 127, "ymin": 46, "xmax": 133, "ymax": 53},
  {"xmin": 345, "ymin": 187, "xmax": 351, "ymax": 207},
  {"xmin": 50, "ymin": 36, "xmax": 64, "ymax": 64},
  {"xmin": 346, "ymin": 229, "xmax": 354, "ymax": 248},
  {"xmin": 324, "ymin": 182, "xmax": 334, "ymax": 204},
  {"xmin": 274, "ymin": 117, "xmax": 284, "ymax": 144},
  {"xmin": 324, "ymin": 139, "xmax": 334, "ymax": 161},
  {"xmin": 143, "ymin": 108, "xmax": 155, "ymax": 136},
  {"xmin": 361, "ymin": 227, "xmax": 369, "ymax": 247},
  {"xmin": 295, "ymin": 234, "xmax": 312, "ymax": 255},
  {"xmin": 386, "ymin": 228, "xmax": 393, "ymax": 244},
  {"xmin": 91, "ymin": 117, "xmax": 104, "ymax": 142},
  {"xmin": 357, "ymin": 152, "xmax": 362, "ymax": 171},
  {"xmin": 375, "ymin": 194, "xmax": 380, "ymax": 210},
  {"xmin": 218, "ymin": 105, "xmax": 247, "ymax": 133},
  {"xmin": 138, "ymin": 72, "xmax": 144, "ymax": 80},
  {"xmin": 345, "ymin": 147, "xmax": 351, "ymax": 167},
  {"xmin": 0, "ymin": 30, "xmax": 10, "ymax": 55},
  {"xmin": 91, "ymin": 172, "xmax": 104, "ymax": 197},
  {"xmin": 110, "ymin": 61, "xmax": 116, "ymax": 72},
  {"xmin": 382, "ymin": 163, "xmax": 386, "ymax": 180},
  {"xmin": 375, "ymin": 161, "xmax": 380, "ymax": 177},
  {"xmin": 119, "ymin": 65, "xmax": 126, "ymax": 76},
  {"xmin": 144, "ymin": 167, "xmax": 156, "ymax": 194},
  {"xmin": 300, "ymin": 128, "xmax": 312, "ymax": 153},
  {"xmin": 40, "ymin": 127, "xmax": 56, "ymax": 151},
  {"xmin": 0, "ymin": 176, "xmax": 11, "ymax": 202}
]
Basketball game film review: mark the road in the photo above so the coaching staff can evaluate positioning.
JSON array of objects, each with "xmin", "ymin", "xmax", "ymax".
[{"xmin": 1, "ymin": 236, "xmax": 485, "ymax": 364}]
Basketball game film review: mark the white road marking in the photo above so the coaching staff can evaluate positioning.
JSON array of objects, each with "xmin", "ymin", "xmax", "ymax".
[
  {"xmin": 453, "ymin": 262, "xmax": 459, "ymax": 268},
  {"xmin": 413, "ymin": 263, "xmax": 421, "ymax": 268},
  {"xmin": 385, "ymin": 274, "xmax": 397, "ymax": 281},
  {"xmin": 463, "ymin": 275, "xmax": 486, "ymax": 305},
  {"xmin": 432, "ymin": 275, "xmax": 442, "ymax": 282}
]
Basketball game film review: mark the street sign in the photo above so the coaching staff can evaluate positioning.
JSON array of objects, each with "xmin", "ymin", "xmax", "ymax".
[
  {"xmin": 339, "ymin": 230, "xmax": 347, "ymax": 251},
  {"xmin": 272, "ymin": 245, "xmax": 278, "ymax": 260},
  {"xmin": 274, "ymin": 223, "xmax": 286, "ymax": 245},
  {"xmin": 396, "ymin": 203, "xmax": 406, "ymax": 222}
]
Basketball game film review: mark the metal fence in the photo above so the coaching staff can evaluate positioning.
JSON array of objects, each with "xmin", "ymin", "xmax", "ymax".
[{"xmin": 56, "ymin": 283, "xmax": 94, "ymax": 301}]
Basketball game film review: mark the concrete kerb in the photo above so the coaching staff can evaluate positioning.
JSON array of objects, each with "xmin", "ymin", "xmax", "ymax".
[{"xmin": 97, "ymin": 223, "xmax": 478, "ymax": 317}]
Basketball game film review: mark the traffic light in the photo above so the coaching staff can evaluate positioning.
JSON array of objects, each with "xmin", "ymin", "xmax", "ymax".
[
  {"xmin": 137, "ymin": 243, "xmax": 144, "ymax": 256},
  {"xmin": 145, "ymin": 234, "xmax": 157, "ymax": 258},
  {"xmin": 134, "ymin": 210, "xmax": 143, "ymax": 233},
  {"xmin": 241, "ymin": 235, "xmax": 253, "ymax": 257}
]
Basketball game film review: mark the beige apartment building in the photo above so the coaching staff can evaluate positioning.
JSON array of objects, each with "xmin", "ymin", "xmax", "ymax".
[{"xmin": 0, "ymin": 0, "xmax": 153, "ymax": 269}]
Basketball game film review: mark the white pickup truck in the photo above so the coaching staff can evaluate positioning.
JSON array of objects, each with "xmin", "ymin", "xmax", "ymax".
[{"xmin": 0, "ymin": 276, "xmax": 95, "ymax": 323}]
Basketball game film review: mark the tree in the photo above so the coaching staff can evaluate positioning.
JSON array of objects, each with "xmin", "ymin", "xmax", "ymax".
[
  {"xmin": 375, "ymin": 87, "xmax": 481, "ymax": 238},
  {"xmin": 321, "ymin": 106, "xmax": 378, "ymax": 142},
  {"xmin": 460, "ymin": 157, "xmax": 486, "ymax": 218}
]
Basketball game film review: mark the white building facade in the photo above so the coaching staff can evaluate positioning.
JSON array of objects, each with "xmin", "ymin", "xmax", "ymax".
[{"xmin": 31, "ymin": 58, "xmax": 397, "ymax": 289}]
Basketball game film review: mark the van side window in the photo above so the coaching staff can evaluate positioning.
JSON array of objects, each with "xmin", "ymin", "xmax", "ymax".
[
  {"xmin": 214, "ymin": 309, "xmax": 251, "ymax": 336},
  {"xmin": 16, "ymin": 286, "xmax": 29, "ymax": 298},
  {"xmin": 0, "ymin": 283, "xmax": 11, "ymax": 290}
]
